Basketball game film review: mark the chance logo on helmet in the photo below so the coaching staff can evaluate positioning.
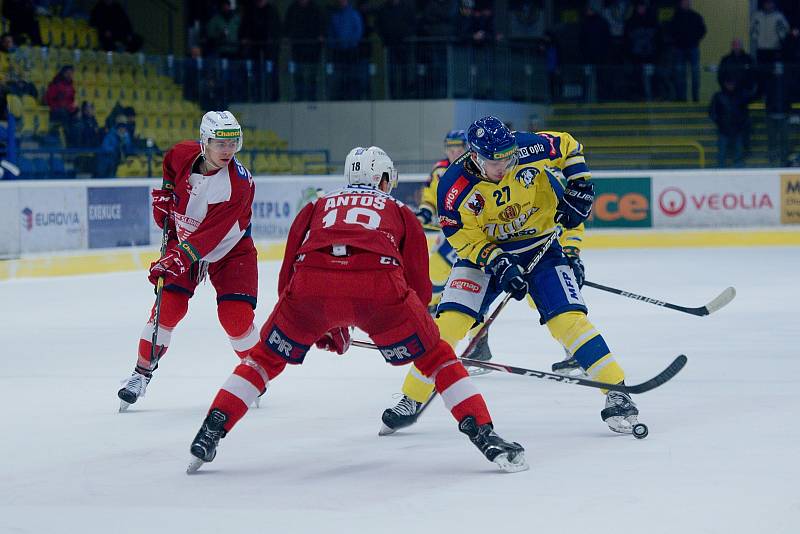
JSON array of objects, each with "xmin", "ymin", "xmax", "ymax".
[{"xmin": 200, "ymin": 110, "xmax": 243, "ymax": 154}]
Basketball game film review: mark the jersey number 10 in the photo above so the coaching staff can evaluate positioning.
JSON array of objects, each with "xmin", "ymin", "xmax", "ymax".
[{"xmin": 322, "ymin": 207, "xmax": 382, "ymax": 230}]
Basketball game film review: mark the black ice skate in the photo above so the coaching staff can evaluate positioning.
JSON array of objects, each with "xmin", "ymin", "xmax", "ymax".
[
  {"xmin": 458, "ymin": 416, "xmax": 528, "ymax": 473},
  {"xmin": 463, "ymin": 334, "xmax": 493, "ymax": 376},
  {"xmin": 117, "ymin": 370, "xmax": 151, "ymax": 412},
  {"xmin": 378, "ymin": 395, "xmax": 423, "ymax": 436},
  {"xmin": 551, "ymin": 357, "xmax": 588, "ymax": 378},
  {"xmin": 187, "ymin": 409, "xmax": 229, "ymax": 474},
  {"xmin": 601, "ymin": 389, "xmax": 648, "ymax": 439}
]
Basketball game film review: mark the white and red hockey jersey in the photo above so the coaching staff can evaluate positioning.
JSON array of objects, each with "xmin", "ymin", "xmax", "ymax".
[{"xmin": 162, "ymin": 141, "xmax": 255, "ymax": 263}]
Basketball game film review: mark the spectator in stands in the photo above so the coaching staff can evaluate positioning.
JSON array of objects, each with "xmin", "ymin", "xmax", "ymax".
[
  {"xmin": 718, "ymin": 38, "xmax": 756, "ymax": 93},
  {"xmin": 751, "ymin": 0, "xmax": 789, "ymax": 65},
  {"xmin": 709, "ymin": 79, "xmax": 753, "ymax": 168},
  {"xmin": 285, "ymin": 0, "xmax": 325, "ymax": 101},
  {"xmin": 579, "ymin": 4, "xmax": 610, "ymax": 100},
  {"xmin": 377, "ymin": 0, "xmax": 416, "ymax": 99},
  {"xmin": 45, "ymin": 65, "xmax": 77, "ymax": 138},
  {"xmin": 74, "ymin": 101, "xmax": 101, "ymax": 146},
  {"xmin": 668, "ymin": 0, "xmax": 706, "ymax": 102},
  {"xmin": 206, "ymin": 0, "xmax": 241, "ymax": 59},
  {"xmin": 1, "ymin": 33, "xmax": 15, "ymax": 54},
  {"xmin": 240, "ymin": 0, "xmax": 282, "ymax": 102},
  {"xmin": 2, "ymin": 0, "xmax": 43, "ymax": 46},
  {"xmin": 625, "ymin": 0, "xmax": 661, "ymax": 101},
  {"xmin": 326, "ymin": 0, "xmax": 364, "ymax": 100},
  {"xmin": 89, "ymin": 0, "xmax": 143, "ymax": 53},
  {"xmin": 416, "ymin": 0, "xmax": 456, "ymax": 98},
  {"xmin": 95, "ymin": 121, "xmax": 131, "ymax": 178}
]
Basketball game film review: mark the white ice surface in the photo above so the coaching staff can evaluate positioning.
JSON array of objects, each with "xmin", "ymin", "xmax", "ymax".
[{"xmin": 1, "ymin": 246, "xmax": 799, "ymax": 534}]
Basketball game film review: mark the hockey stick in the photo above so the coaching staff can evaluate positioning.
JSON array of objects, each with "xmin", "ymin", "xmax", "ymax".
[
  {"xmin": 352, "ymin": 340, "xmax": 687, "ymax": 395},
  {"xmin": 459, "ymin": 354, "xmax": 687, "ymax": 395},
  {"xmin": 148, "ymin": 194, "xmax": 173, "ymax": 372},
  {"xmin": 583, "ymin": 281, "xmax": 736, "ymax": 317},
  {"xmin": 358, "ymin": 232, "xmax": 560, "ymax": 417}
]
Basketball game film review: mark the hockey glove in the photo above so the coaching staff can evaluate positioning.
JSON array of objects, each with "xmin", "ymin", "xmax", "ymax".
[
  {"xmin": 563, "ymin": 246, "xmax": 585, "ymax": 288},
  {"xmin": 148, "ymin": 246, "xmax": 191, "ymax": 286},
  {"xmin": 488, "ymin": 253, "xmax": 528, "ymax": 301},
  {"xmin": 315, "ymin": 327, "xmax": 351, "ymax": 355},
  {"xmin": 151, "ymin": 188, "xmax": 174, "ymax": 229},
  {"xmin": 415, "ymin": 206, "xmax": 434, "ymax": 226},
  {"xmin": 555, "ymin": 179, "xmax": 595, "ymax": 229}
]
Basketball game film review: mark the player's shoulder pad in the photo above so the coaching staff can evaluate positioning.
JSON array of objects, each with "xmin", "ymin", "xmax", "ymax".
[
  {"xmin": 437, "ymin": 155, "xmax": 479, "ymax": 213},
  {"xmin": 535, "ymin": 130, "xmax": 583, "ymax": 159},
  {"xmin": 168, "ymin": 140, "xmax": 202, "ymax": 159},
  {"xmin": 432, "ymin": 158, "xmax": 450, "ymax": 171},
  {"xmin": 229, "ymin": 156, "xmax": 252, "ymax": 181}
]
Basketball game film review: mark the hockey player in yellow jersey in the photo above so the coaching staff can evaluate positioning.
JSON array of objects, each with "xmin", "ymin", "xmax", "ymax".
[
  {"xmin": 380, "ymin": 116, "xmax": 643, "ymax": 437},
  {"xmin": 414, "ymin": 130, "xmax": 497, "ymax": 364}
]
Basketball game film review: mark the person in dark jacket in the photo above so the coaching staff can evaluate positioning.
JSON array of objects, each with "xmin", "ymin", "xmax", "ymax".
[
  {"xmin": 2, "ymin": 0, "xmax": 42, "ymax": 46},
  {"xmin": 709, "ymin": 79, "xmax": 753, "ymax": 168},
  {"xmin": 669, "ymin": 0, "xmax": 706, "ymax": 102},
  {"xmin": 625, "ymin": 1, "xmax": 661, "ymax": 100},
  {"xmin": 240, "ymin": 0, "xmax": 282, "ymax": 101},
  {"xmin": 717, "ymin": 38, "xmax": 756, "ymax": 92},
  {"xmin": 95, "ymin": 122, "xmax": 132, "ymax": 177},
  {"xmin": 377, "ymin": 0, "xmax": 416, "ymax": 99},
  {"xmin": 285, "ymin": 0, "xmax": 325, "ymax": 101},
  {"xmin": 89, "ymin": 0, "xmax": 143, "ymax": 52}
]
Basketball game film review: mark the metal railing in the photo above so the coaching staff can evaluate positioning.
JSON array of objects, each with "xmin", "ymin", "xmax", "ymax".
[{"xmin": 10, "ymin": 147, "xmax": 330, "ymax": 179}]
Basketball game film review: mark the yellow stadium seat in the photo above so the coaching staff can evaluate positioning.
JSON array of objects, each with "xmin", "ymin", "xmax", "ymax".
[
  {"xmin": 35, "ymin": 110, "xmax": 50, "ymax": 134},
  {"xmin": 21, "ymin": 94, "xmax": 38, "ymax": 111},
  {"xmin": 7, "ymin": 94, "xmax": 23, "ymax": 117}
]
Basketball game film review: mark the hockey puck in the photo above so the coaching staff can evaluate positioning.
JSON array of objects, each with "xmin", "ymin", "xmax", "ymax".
[{"xmin": 632, "ymin": 423, "xmax": 649, "ymax": 439}]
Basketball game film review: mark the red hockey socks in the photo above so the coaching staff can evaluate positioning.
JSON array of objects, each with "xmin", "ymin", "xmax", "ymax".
[
  {"xmin": 415, "ymin": 340, "xmax": 492, "ymax": 426},
  {"xmin": 136, "ymin": 290, "xmax": 189, "ymax": 372},
  {"xmin": 217, "ymin": 300, "xmax": 260, "ymax": 358}
]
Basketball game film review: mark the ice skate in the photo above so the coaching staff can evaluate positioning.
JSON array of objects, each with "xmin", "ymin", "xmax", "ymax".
[
  {"xmin": 463, "ymin": 334, "xmax": 493, "ymax": 376},
  {"xmin": 602, "ymin": 389, "xmax": 648, "ymax": 439},
  {"xmin": 379, "ymin": 395, "xmax": 423, "ymax": 436},
  {"xmin": 458, "ymin": 416, "xmax": 528, "ymax": 473},
  {"xmin": 117, "ymin": 371, "xmax": 151, "ymax": 412},
  {"xmin": 187, "ymin": 409, "xmax": 228, "ymax": 473},
  {"xmin": 551, "ymin": 350, "xmax": 587, "ymax": 378}
]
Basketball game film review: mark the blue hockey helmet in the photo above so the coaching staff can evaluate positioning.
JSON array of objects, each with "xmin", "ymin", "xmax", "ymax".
[
  {"xmin": 467, "ymin": 116, "xmax": 518, "ymax": 178},
  {"xmin": 444, "ymin": 129, "xmax": 467, "ymax": 147}
]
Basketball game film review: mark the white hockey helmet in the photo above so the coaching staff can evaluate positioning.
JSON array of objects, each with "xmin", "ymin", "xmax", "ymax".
[
  {"xmin": 344, "ymin": 146, "xmax": 398, "ymax": 192},
  {"xmin": 199, "ymin": 110, "xmax": 243, "ymax": 154}
]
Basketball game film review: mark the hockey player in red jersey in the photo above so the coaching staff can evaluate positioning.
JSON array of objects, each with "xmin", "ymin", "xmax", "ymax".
[
  {"xmin": 186, "ymin": 146, "xmax": 528, "ymax": 474},
  {"xmin": 118, "ymin": 111, "xmax": 260, "ymax": 411}
]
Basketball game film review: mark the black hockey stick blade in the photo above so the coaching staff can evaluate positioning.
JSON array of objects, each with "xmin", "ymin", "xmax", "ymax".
[
  {"xmin": 458, "ymin": 354, "xmax": 688, "ymax": 395},
  {"xmin": 584, "ymin": 281, "xmax": 736, "ymax": 317}
]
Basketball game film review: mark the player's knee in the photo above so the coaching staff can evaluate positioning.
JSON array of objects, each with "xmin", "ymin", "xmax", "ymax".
[
  {"xmin": 158, "ymin": 290, "xmax": 190, "ymax": 327},
  {"xmin": 434, "ymin": 310, "xmax": 474, "ymax": 348},
  {"xmin": 217, "ymin": 300, "xmax": 255, "ymax": 337}
]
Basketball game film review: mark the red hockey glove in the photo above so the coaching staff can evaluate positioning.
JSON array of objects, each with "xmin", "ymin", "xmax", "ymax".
[
  {"xmin": 148, "ymin": 246, "xmax": 191, "ymax": 286},
  {"xmin": 151, "ymin": 188, "xmax": 174, "ymax": 228},
  {"xmin": 315, "ymin": 327, "xmax": 351, "ymax": 355}
]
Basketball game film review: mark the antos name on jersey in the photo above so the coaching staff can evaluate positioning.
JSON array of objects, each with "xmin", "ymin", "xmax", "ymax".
[{"xmin": 436, "ymin": 131, "xmax": 588, "ymax": 267}]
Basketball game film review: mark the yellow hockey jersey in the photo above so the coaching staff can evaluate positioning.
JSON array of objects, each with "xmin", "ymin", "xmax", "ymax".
[
  {"xmin": 419, "ymin": 158, "xmax": 451, "ymax": 215},
  {"xmin": 436, "ymin": 130, "xmax": 588, "ymax": 267}
]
